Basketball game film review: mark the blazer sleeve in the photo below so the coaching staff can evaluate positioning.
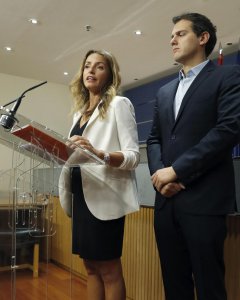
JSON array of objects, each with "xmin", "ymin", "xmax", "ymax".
[
  {"xmin": 173, "ymin": 65, "xmax": 240, "ymax": 184},
  {"xmin": 114, "ymin": 97, "xmax": 140, "ymax": 170}
]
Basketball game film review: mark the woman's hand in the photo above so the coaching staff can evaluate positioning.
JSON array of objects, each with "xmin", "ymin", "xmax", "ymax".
[
  {"xmin": 66, "ymin": 135, "xmax": 100, "ymax": 156},
  {"xmin": 66, "ymin": 136, "xmax": 125, "ymax": 167}
]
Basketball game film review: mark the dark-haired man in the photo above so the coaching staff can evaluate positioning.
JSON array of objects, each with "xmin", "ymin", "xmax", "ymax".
[{"xmin": 147, "ymin": 12, "xmax": 240, "ymax": 300}]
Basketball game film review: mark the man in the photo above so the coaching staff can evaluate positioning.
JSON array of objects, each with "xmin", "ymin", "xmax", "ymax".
[{"xmin": 147, "ymin": 12, "xmax": 240, "ymax": 300}]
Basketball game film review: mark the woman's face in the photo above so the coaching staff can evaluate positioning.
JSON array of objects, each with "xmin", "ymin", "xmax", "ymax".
[{"xmin": 83, "ymin": 53, "xmax": 111, "ymax": 95}]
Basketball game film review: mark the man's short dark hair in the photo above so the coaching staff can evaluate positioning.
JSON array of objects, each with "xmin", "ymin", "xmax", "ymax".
[{"xmin": 172, "ymin": 12, "xmax": 217, "ymax": 57}]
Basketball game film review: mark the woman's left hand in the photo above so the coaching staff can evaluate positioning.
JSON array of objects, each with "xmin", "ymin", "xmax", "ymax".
[{"xmin": 66, "ymin": 135, "xmax": 97, "ymax": 154}]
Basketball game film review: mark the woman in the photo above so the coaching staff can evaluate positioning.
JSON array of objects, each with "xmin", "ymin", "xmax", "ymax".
[{"xmin": 60, "ymin": 49, "xmax": 139, "ymax": 300}]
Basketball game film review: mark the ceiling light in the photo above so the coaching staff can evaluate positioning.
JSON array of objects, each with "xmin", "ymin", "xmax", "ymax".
[
  {"xmin": 4, "ymin": 46, "xmax": 12, "ymax": 52},
  {"xmin": 63, "ymin": 72, "xmax": 69, "ymax": 76},
  {"xmin": 85, "ymin": 25, "xmax": 92, "ymax": 31},
  {"xmin": 134, "ymin": 30, "xmax": 142, "ymax": 35},
  {"xmin": 28, "ymin": 18, "xmax": 38, "ymax": 24}
]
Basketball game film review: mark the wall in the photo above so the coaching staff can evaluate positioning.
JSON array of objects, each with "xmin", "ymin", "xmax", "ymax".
[{"xmin": 0, "ymin": 73, "xmax": 72, "ymax": 169}]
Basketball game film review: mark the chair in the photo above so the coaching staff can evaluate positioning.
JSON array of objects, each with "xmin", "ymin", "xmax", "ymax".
[{"xmin": 0, "ymin": 208, "xmax": 40, "ymax": 278}]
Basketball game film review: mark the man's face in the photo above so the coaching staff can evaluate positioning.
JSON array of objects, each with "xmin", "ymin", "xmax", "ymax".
[{"xmin": 170, "ymin": 19, "xmax": 203, "ymax": 65}]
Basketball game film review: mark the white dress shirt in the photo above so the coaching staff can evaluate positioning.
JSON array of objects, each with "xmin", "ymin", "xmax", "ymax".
[{"xmin": 174, "ymin": 60, "xmax": 209, "ymax": 119}]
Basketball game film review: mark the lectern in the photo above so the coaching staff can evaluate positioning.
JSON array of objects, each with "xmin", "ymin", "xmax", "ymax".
[{"xmin": 0, "ymin": 107, "xmax": 104, "ymax": 299}]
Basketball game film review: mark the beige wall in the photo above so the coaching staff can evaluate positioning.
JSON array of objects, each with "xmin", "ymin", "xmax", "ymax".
[{"xmin": 0, "ymin": 73, "xmax": 72, "ymax": 169}]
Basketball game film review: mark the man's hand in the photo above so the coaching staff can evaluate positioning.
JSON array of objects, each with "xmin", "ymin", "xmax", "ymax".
[
  {"xmin": 151, "ymin": 167, "xmax": 185, "ymax": 197},
  {"xmin": 151, "ymin": 167, "xmax": 177, "ymax": 191},
  {"xmin": 160, "ymin": 182, "xmax": 185, "ymax": 197}
]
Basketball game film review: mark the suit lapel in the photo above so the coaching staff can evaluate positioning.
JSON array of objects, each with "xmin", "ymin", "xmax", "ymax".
[
  {"xmin": 166, "ymin": 79, "xmax": 179, "ymax": 125},
  {"xmin": 173, "ymin": 61, "xmax": 215, "ymax": 129}
]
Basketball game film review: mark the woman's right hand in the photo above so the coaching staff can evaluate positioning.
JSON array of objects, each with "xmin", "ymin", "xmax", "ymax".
[{"xmin": 66, "ymin": 135, "xmax": 102, "ymax": 157}]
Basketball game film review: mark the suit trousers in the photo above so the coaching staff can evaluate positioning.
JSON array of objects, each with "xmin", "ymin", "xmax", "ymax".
[{"xmin": 154, "ymin": 198, "xmax": 227, "ymax": 300}]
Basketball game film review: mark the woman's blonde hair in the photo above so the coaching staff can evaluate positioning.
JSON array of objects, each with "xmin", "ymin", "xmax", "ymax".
[{"xmin": 69, "ymin": 49, "xmax": 121, "ymax": 119}]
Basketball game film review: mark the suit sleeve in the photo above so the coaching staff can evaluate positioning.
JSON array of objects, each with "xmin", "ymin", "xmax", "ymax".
[
  {"xmin": 173, "ymin": 65, "xmax": 240, "ymax": 184},
  {"xmin": 146, "ymin": 98, "xmax": 165, "ymax": 175}
]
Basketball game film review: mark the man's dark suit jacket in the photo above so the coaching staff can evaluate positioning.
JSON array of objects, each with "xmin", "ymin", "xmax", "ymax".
[{"xmin": 147, "ymin": 61, "xmax": 240, "ymax": 215}]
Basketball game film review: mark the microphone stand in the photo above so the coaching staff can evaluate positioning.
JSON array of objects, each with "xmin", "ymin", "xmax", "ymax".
[
  {"xmin": 0, "ymin": 81, "xmax": 47, "ymax": 130},
  {"xmin": 1, "ymin": 96, "xmax": 25, "ymax": 109}
]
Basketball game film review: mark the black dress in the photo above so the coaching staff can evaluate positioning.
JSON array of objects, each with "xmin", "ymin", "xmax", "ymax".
[{"xmin": 70, "ymin": 119, "xmax": 125, "ymax": 261}]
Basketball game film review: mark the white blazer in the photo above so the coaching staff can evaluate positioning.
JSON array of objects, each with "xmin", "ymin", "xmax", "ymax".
[{"xmin": 59, "ymin": 96, "xmax": 140, "ymax": 220}]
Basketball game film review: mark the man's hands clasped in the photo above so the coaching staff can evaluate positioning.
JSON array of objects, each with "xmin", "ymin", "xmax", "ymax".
[{"xmin": 151, "ymin": 167, "xmax": 185, "ymax": 198}]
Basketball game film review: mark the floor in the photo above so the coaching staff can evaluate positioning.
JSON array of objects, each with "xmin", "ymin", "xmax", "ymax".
[{"xmin": 0, "ymin": 262, "xmax": 88, "ymax": 300}]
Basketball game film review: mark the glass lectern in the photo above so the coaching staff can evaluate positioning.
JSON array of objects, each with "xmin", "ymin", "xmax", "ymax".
[{"xmin": 0, "ymin": 107, "xmax": 104, "ymax": 299}]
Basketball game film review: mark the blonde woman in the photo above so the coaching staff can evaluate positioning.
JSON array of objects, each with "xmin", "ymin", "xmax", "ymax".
[{"xmin": 60, "ymin": 50, "xmax": 139, "ymax": 300}]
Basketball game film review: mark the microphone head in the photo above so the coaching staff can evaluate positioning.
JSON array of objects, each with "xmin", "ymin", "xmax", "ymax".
[{"xmin": 0, "ymin": 113, "xmax": 18, "ymax": 130}]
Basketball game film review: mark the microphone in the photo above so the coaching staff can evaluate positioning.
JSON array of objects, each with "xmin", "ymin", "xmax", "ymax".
[{"xmin": 0, "ymin": 81, "xmax": 47, "ymax": 130}]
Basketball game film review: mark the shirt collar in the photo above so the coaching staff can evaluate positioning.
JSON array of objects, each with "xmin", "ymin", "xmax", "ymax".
[{"xmin": 179, "ymin": 59, "xmax": 209, "ymax": 81}]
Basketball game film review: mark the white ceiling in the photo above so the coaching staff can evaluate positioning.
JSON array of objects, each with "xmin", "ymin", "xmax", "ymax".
[{"xmin": 1, "ymin": 0, "xmax": 240, "ymax": 90}]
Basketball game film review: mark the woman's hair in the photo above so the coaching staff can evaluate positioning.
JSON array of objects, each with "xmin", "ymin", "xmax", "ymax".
[
  {"xmin": 172, "ymin": 12, "xmax": 217, "ymax": 57},
  {"xmin": 70, "ymin": 49, "xmax": 121, "ymax": 119}
]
